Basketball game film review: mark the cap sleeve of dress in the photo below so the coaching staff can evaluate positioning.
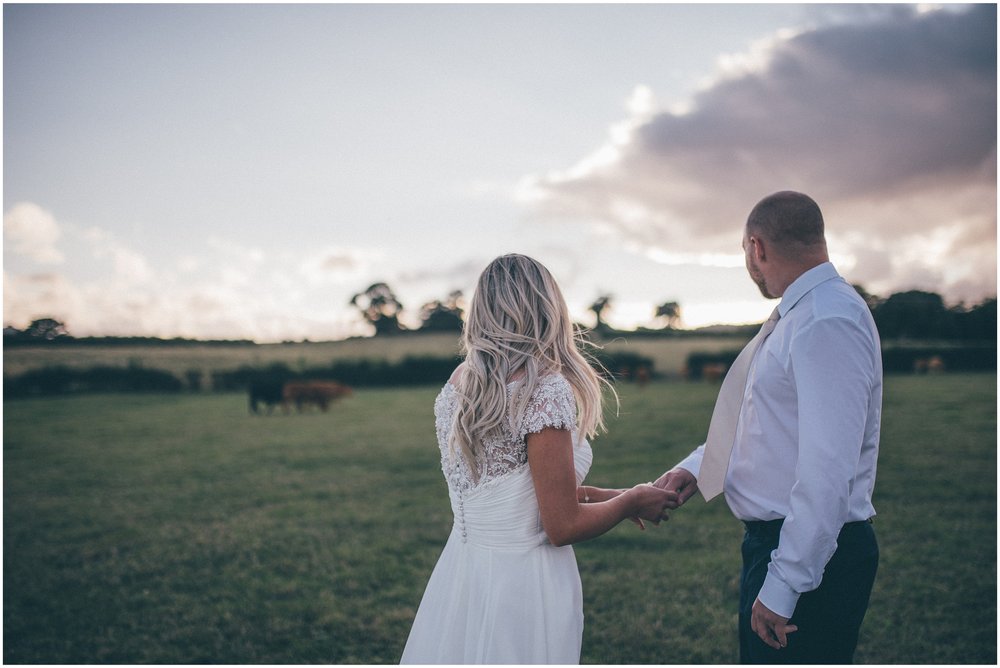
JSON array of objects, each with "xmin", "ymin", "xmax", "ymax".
[{"xmin": 518, "ymin": 374, "xmax": 577, "ymax": 440}]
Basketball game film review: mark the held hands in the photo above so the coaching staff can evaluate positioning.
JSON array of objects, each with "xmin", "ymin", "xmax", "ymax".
[
  {"xmin": 626, "ymin": 483, "xmax": 679, "ymax": 528},
  {"xmin": 750, "ymin": 598, "xmax": 798, "ymax": 650},
  {"xmin": 652, "ymin": 467, "xmax": 699, "ymax": 506},
  {"xmin": 625, "ymin": 467, "xmax": 697, "ymax": 531}
]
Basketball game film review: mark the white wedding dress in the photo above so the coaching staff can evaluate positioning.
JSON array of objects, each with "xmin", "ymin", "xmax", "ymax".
[{"xmin": 400, "ymin": 374, "xmax": 593, "ymax": 664}]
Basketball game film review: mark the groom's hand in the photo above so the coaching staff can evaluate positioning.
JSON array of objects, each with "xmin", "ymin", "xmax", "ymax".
[
  {"xmin": 750, "ymin": 597, "xmax": 798, "ymax": 650},
  {"xmin": 652, "ymin": 468, "xmax": 698, "ymax": 506}
]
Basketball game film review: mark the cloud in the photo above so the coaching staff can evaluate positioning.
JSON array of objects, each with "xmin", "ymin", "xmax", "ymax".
[
  {"xmin": 298, "ymin": 247, "xmax": 381, "ymax": 288},
  {"xmin": 521, "ymin": 5, "xmax": 997, "ymax": 302},
  {"xmin": 3, "ymin": 202, "xmax": 64, "ymax": 264},
  {"xmin": 3, "ymin": 272, "xmax": 79, "ymax": 325},
  {"xmin": 396, "ymin": 258, "xmax": 486, "ymax": 287},
  {"xmin": 82, "ymin": 226, "xmax": 154, "ymax": 284},
  {"xmin": 3, "ymin": 229, "xmax": 381, "ymax": 341}
]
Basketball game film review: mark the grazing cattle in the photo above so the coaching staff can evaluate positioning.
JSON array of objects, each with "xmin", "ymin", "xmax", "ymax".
[
  {"xmin": 248, "ymin": 379, "xmax": 286, "ymax": 414},
  {"xmin": 913, "ymin": 356, "xmax": 946, "ymax": 374},
  {"xmin": 282, "ymin": 380, "xmax": 353, "ymax": 413},
  {"xmin": 927, "ymin": 355, "xmax": 946, "ymax": 374},
  {"xmin": 702, "ymin": 363, "xmax": 728, "ymax": 382},
  {"xmin": 635, "ymin": 366, "xmax": 651, "ymax": 387}
]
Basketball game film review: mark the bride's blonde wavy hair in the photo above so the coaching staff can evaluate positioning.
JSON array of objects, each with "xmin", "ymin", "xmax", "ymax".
[{"xmin": 450, "ymin": 254, "xmax": 616, "ymax": 477}]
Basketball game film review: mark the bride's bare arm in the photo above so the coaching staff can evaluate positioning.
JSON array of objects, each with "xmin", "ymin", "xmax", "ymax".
[
  {"xmin": 577, "ymin": 485, "xmax": 653, "ymax": 530},
  {"xmin": 576, "ymin": 485, "xmax": 626, "ymax": 503},
  {"xmin": 527, "ymin": 427, "xmax": 676, "ymax": 547}
]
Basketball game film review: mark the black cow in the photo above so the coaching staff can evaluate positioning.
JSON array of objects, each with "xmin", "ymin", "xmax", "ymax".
[{"xmin": 248, "ymin": 379, "xmax": 286, "ymax": 414}]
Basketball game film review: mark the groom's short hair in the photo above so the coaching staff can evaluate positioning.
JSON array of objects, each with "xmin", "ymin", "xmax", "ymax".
[{"xmin": 746, "ymin": 191, "xmax": 825, "ymax": 251}]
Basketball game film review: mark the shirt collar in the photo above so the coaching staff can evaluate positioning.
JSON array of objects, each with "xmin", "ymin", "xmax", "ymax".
[{"xmin": 778, "ymin": 261, "xmax": 840, "ymax": 318}]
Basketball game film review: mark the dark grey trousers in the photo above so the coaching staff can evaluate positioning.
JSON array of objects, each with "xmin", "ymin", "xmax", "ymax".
[{"xmin": 739, "ymin": 519, "xmax": 879, "ymax": 664}]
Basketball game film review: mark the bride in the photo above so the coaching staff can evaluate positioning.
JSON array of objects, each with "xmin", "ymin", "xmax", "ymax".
[{"xmin": 400, "ymin": 254, "xmax": 677, "ymax": 664}]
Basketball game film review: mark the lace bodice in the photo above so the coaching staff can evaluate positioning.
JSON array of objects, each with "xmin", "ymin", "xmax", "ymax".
[{"xmin": 435, "ymin": 374, "xmax": 579, "ymax": 494}]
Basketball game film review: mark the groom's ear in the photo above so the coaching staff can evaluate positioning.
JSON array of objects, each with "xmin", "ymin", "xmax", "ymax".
[{"xmin": 749, "ymin": 235, "xmax": 767, "ymax": 262}]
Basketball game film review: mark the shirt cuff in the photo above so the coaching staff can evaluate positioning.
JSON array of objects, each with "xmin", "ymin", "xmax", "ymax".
[
  {"xmin": 757, "ymin": 571, "xmax": 800, "ymax": 619},
  {"xmin": 676, "ymin": 447, "xmax": 704, "ymax": 478}
]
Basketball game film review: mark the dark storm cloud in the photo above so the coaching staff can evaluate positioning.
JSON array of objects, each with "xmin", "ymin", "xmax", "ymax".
[
  {"xmin": 635, "ymin": 3, "xmax": 995, "ymax": 199},
  {"xmin": 525, "ymin": 5, "xmax": 996, "ymax": 300}
]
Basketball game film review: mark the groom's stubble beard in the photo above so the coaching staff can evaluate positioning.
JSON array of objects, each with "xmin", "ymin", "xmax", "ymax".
[{"xmin": 745, "ymin": 254, "xmax": 775, "ymax": 300}]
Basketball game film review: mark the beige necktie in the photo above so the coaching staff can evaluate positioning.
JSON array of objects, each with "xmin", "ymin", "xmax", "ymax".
[{"xmin": 698, "ymin": 307, "xmax": 781, "ymax": 501}]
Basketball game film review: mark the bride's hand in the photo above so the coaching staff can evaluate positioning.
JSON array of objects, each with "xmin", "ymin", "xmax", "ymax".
[
  {"xmin": 628, "ymin": 483, "xmax": 679, "ymax": 525},
  {"xmin": 593, "ymin": 487, "xmax": 649, "ymax": 530}
]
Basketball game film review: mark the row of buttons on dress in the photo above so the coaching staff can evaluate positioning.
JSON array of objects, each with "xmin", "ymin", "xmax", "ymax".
[
  {"xmin": 447, "ymin": 463, "xmax": 469, "ymax": 543},
  {"xmin": 458, "ymin": 492, "xmax": 467, "ymax": 543}
]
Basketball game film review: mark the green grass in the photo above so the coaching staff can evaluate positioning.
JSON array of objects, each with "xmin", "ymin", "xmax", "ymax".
[{"xmin": 4, "ymin": 374, "xmax": 996, "ymax": 663}]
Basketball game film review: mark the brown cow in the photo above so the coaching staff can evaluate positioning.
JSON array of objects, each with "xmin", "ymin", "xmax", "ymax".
[
  {"xmin": 913, "ymin": 356, "xmax": 947, "ymax": 374},
  {"xmin": 282, "ymin": 380, "xmax": 353, "ymax": 413},
  {"xmin": 702, "ymin": 363, "xmax": 728, "ymax": 382},
  {"xmin": 927, "ymin": 355, "xmax": 946, "ymax": 374}
]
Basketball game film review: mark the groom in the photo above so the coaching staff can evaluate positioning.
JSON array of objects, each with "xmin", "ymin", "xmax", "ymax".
[{"xmin": 655, "ymin": 191, "xmax": 881, "ymax": 663}]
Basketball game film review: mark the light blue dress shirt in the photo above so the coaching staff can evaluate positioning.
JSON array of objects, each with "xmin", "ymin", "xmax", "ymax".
[{"xmin": 677, "ymin": 262, "xmax": 882, "ymax": 618}]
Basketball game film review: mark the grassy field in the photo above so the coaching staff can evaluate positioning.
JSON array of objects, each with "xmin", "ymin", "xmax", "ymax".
[
  {"xmin": 1, "ymin": 333, "xmax": 750, "ymax": 381},
  {"xmin": 3, "ymin": 374, "xmax": 996, "ymax": 663}
]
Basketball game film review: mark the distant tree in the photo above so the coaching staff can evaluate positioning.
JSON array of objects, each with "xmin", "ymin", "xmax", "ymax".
[
  {"xmin": 873, "ymin": 290, "xmax": 955, "ymax": 339},
  {"xmin": 590, "ymin": 294, "xmax": 613, "ymax": 332},
  {"xmin": 952, "ymin": 297, "xmax": 997, "ymax": 341},
  {"xmin": 655, "ymin": 301, "xmax": 682, "ymax": 329},
  {"xmin": 22, "ymin": 318, "xmax": 71, "ymax": 341},
  {"xmin": 419, "ymin": 290, "xmax": 464, "ymax": 332},
  {"xmin": 854, "ymin": 286, "xmax": 996, "ymax": 341},
  {"xmin": 350, "ymin": 282, "xmax": 405, "ymax": 336},
  {"xmin": 852, "ymin": 284, "xmax": 884, "ymax": 312}
]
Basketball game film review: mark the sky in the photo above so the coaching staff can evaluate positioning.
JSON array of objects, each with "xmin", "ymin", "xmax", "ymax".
[{"xmin": 3, "ymin": 3, "xmax": 996, "ymax": 342}]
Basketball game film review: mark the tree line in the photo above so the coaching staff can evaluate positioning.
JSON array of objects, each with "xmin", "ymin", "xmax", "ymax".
[
  {"xmin": 853, "ymin": 287, "xmax": 995, "ymax": 341},
  {"xmin": 345, "ymin": 282, "xmax": 995, "ymax": 342},
  {"xmin": 3, "ymin": 285, "xmax": 995, "ymax": 345}
]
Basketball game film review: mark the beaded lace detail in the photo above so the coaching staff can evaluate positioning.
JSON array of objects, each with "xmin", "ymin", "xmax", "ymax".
[{"xmin": 435, "ymin": 374, "xmax": 578, "ymax": 494}]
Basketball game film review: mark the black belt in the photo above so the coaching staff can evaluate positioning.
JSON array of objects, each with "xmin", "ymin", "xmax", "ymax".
[{"xmin": 743, "ymin": 517, "xmax": 873, "ymax": 534}]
